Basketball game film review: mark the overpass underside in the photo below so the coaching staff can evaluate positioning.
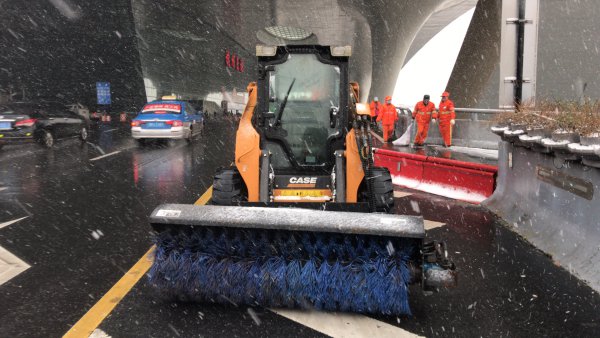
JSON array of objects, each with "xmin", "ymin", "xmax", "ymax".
[{"xmin": 131, "ymin": 0, "xmax": 492, "ymax": 105}]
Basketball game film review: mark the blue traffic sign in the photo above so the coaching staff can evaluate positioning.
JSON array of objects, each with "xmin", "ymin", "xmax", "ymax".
[{"xmin": 96, "ymin": 82, "xmax": 111, "ymax": 105}]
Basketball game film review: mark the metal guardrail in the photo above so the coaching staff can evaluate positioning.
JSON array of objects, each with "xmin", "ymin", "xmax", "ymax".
[
  {"xmin": 455, "ymin": 108, "xmax": 515, "ymax": 114},
  {"xmin": 454, "ymin": 108, "xmax": 515, "ymax": 121}
]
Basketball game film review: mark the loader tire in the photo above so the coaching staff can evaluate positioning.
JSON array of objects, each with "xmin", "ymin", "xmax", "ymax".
[
  {"xmin": 363, "ymin": 166, "xmax": 394, "ymax": 213},
  {"xmin": 212, "ymin": 167, "xmax": 247, "ymax": 205}
]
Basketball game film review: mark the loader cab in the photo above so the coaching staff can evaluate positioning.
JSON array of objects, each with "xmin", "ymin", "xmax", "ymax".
[{"xmin": 255, "ymin": 45, "xmax": 350, "ymax": 174}]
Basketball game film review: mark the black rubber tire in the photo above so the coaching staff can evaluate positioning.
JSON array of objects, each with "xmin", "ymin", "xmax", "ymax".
[
  {"xmin": 211, "ymin": 167, "xmax": 247, "ymax": 205},
  {"xmin": 363, "ymin": 166, "xmax": 394, "ymax": 213}
]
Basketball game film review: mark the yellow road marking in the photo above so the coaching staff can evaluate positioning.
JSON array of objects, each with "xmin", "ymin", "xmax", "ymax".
[
  {"xmin": 63, "ymin": 246, "xmax": 154, "ymax": 338},
  {"xmin": 64, "ymin": 186, "xmax": 213, "ymax": 338},
  {"xmin": 194, "ymin": 185, "xmax": 213, "ymax": 205}
]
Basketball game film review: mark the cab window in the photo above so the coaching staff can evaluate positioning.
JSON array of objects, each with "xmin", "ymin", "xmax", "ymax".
[{"xmin": 268, "ymin": 53, "xmax": 340, "ymax": 166}]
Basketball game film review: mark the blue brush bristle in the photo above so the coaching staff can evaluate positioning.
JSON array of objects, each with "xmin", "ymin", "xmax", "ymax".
[{"xmin": 149, "ymin": 227, "xmax": 417, "ymax": 315}]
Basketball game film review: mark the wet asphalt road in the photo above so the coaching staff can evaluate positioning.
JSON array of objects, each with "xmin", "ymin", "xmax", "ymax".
[{"xmin": 0, "ymin": 117, "xmax": 598, "ymax": 337}]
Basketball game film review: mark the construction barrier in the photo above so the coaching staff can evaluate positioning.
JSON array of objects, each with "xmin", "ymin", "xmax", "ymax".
[
  {"xmin": 120, "ymin": 112, "xmax": 127, "ymax": 122},
  {"xmin": 483, "ymin": 141, "xmax": 600, "ymax": 292},
  {"xmin": 374, "ymin": 148, "xmax": 497, "ymax": 204}
]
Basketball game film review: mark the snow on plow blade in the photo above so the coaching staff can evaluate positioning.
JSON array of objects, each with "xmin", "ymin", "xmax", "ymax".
[{"xmin": 148, "ymin": 204, "xmax": 425, "ymax": 315}]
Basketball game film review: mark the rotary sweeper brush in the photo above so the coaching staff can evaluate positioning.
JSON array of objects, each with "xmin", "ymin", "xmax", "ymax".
[{"xmin": 148, "ymin": 45, "xmax": 456, "ymax": 315}]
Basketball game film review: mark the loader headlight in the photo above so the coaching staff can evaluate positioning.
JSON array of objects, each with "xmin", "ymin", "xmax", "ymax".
[
  {"xmin": 256, "ymin": 45, "xmax": 277, "ymax": 56},
  {"xmin": 331, "ymin": 45, "xmax": 352, "ymax": 57}
]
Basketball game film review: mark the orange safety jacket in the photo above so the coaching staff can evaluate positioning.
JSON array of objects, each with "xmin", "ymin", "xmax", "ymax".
[
  {"xmin": 370, "ymin": 101, "xmax": 383, "ymax": 117},
  {"xmin": 438, "ymin": 99, "xmax": 455, "ymax": 121},
  {"xmin": 413, "ymin": 101, "xmax": 437, "ymax": 123},
  {"xmin": 376, "ymin": 103, "xmax": 398, "ymax": 125}
]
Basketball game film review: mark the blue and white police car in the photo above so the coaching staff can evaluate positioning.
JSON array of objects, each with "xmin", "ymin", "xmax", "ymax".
[{"xmin": 131, "ymin": 98, "xmax": 203, "ymax": 144}]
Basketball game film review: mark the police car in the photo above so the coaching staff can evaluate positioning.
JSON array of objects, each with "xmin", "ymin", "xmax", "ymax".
[{"xmin": 131, "ymin": 97, "xmax": 203, "ymax": 144}]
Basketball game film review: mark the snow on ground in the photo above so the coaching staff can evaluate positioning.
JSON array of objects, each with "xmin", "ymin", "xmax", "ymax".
[
  {"xmin": 504, "ymin": 129, "xmax": 524, "ymax": 136},
  {"xmin": 490, "ymin": 126, "xmax": 508, "ymax": 132},
  {"xmin": 541, "ymin": 138, "xmax": 570, "ymax": 146},
  {"xmin": 445, "ymin": 146, "xmax": 498, "ymax": 160},
  {"xmin": 391, "ymin": 175, "xmax": 488, "ymax": 204},
  {"xmin": 568, "ymin": 143, "xmax": 600, "ymax": 153},
  {"xmin": 519, "ymin": 134, "xmax": 543, "ymax": 142}
]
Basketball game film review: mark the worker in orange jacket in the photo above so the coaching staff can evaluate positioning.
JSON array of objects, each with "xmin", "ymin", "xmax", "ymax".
[
  {"xmin": 376, "ymin": 96, "xmax": 398, "ymax": 142},
  {"xmin": 412, "ymin": 94, "xmax": 437, "ymax": 146},
  {"xmin": 370, "ymin": 97, "xmax": 383, "ymax": 119},
  {"xmin": 369, "ymin": 97, "xmax": 383, "ymax": 131},
  {"xmin": 437, "ymin": 91, "xmax": 456, "ymax": 147}
]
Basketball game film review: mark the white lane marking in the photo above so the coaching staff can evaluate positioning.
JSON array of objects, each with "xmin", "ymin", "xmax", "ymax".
[
  {"xmin": 102, "ymin": 128, "xmax": 118, "ymax": 133},
  {"xmin": 0, "ymin": 187, "xmax": 7, "ymax": 192},
  {"xmin": 90, "ymin": 151, "xmax": 121, "ymax": 162},
  {"xmin": 0, "ymin": 216, "xmax": 28, "ymax": 230},
  {"xmin": 272, "ymin": 309, "xmax": 423, "ymax": 338},
  {"xmin": 0, "ymin": 245, "xmax": 31, "ymax": 286},
  {"xmin": 424, "ymin": 219, "xmax": 446, "ymax": 230},
  {"xmin": 393, "ymin": 191, "xmax": 413, "ymax": 198},
  {"xmin": 89, "ymin": 328, "xmax": 112, "ymax": 338}
]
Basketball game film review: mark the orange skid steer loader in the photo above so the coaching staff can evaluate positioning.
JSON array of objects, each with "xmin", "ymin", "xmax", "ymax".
[{"xmin": 148, "ymin": 45, "xmax": 456, "ymax": 315}]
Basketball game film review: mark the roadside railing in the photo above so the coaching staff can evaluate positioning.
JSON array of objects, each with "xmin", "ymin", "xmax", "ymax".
[{"xmin": 455, "ymin": 108, "xmax": 515, "ymax": 121}]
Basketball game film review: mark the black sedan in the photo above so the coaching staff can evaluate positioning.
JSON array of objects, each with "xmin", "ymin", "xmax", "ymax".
[{"xmin": 0, "ymin": 102, "xmax": 89, "ymax": 149}]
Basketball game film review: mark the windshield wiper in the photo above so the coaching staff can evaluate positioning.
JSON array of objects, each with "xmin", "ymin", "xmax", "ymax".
[{"xmin": 275, "ymin": 78, "xmax": 296, "ymax": 126}]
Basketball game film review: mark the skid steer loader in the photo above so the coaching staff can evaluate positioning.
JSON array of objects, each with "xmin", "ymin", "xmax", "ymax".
[{"xmin": 148, "ymin": 45, "xmax": 455, "ymax": 315}]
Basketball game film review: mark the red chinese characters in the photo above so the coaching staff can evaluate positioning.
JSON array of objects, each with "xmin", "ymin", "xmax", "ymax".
[
  {"xmin": 142, "ymin": 104, "xmax": 181, "ymax": 113},
  {"xmin": 225, "ymin": 50, "xmax": 244, "ymax": 73}
]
